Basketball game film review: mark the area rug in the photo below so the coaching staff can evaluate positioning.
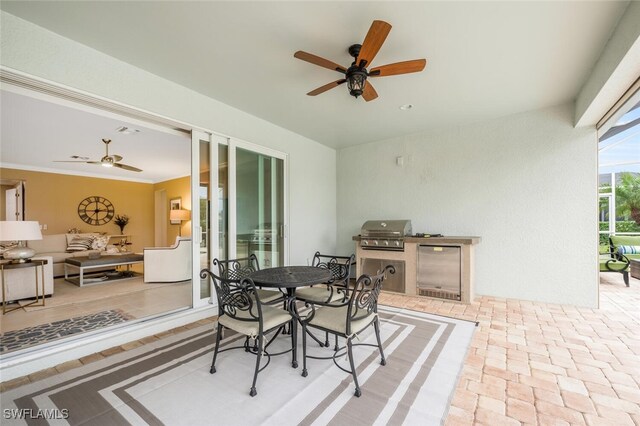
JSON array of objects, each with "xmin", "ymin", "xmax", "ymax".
[
  {"xmin": 0, "ymin": 310, "xmax": 131, "ymax": 353},
  {"xmin": 0, "ymin": 306, "xmax": 476, "ymax": 425}
]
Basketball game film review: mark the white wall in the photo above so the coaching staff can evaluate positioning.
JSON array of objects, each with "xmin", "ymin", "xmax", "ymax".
[
  {"xmin": 337, "ymin": 104, "xmax": 599, "ymax": 307},
  {"xmin": 0, "ymin": 12, "xmax": 337, "ymax": 264}
]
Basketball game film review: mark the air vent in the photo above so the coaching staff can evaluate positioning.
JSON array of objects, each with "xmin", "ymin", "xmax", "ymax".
[{"xmin": 417, "ymin": 288, "xmax": 461, "ymax": 301}]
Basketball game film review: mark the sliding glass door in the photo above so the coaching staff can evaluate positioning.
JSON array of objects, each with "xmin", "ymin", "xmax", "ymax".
[
  {"xmin": 233, "ymin": 147, "xmax": 285, "ymax": 268},
  {"xmin": 193, "ymin": 134, "xmax": 287, "ymax": 306}
]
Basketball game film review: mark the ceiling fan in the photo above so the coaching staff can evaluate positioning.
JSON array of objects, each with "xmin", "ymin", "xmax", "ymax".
[
  {"xmin": 294, "ymin": 20, "xmax": 426, "ymax": 102},
  {"xmin": 54, "ymin": 138, "xmax": 142, "ymax": 172}
]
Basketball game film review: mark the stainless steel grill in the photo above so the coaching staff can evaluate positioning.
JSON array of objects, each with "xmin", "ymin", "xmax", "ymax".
[{"xmin": 359, "ymin": 220, "xmax": 412, "ymax": 251}]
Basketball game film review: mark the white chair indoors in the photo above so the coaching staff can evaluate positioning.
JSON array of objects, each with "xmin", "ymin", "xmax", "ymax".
[{"xmin": 143, "ymin": 237, "xmax": 191, "ymax": 283}]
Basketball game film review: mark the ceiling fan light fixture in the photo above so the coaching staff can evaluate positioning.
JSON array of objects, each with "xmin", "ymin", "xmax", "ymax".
[
  {"xmin": 347, "ymin": 70, "xmax": 367, "ymax": 98},
  {"xmin": 399, "ymin": 104, "xmax": 414, "ymax": 110}
]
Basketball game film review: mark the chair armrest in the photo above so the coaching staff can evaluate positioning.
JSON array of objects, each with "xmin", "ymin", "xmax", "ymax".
[{"xmin": 604, "ymin": 254, "xmax": 630, "ymax": 272}]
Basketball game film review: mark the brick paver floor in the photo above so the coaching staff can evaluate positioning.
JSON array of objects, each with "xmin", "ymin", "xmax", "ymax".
[{"xmin": 379, "ymin": 273, "xmax": 640, "ymax": 425}]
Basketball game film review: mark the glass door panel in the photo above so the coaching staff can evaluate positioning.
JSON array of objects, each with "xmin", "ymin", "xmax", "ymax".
[
  {"xmin": 235, "ymin": 147, "xmax": 284, "ymax": 268},
  {"xmin": 218, "ymin": 144, "xmax": 229, "ymax": 261},
  {"xmin": 196, "ymin": 136, "xmax": 211, "ymax": 300}
]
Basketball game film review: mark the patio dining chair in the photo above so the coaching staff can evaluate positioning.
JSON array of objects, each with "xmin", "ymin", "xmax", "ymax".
[
  {"xmin": 299, "ymin": 265, "xmax": 395, "ymax": 397},
  {"xmin": 213, "ymin": 254, "xmax": 286, "ymax": 304},
  {"xmin": 201, "ymin": 266, "xmax": 294, "ymax": 397},
  {"xmin": 296, "ymin": 252, "xmax": 355, "ymax": 348}
]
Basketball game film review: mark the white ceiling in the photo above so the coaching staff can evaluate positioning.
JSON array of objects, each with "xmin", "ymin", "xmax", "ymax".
[
  {"xmin": 0, "ymin": 1, "xmax": 630, "ymax": 148},
  {"xmin": 0, "ymin": 90, "xmax": 190, "ymax": 183}
]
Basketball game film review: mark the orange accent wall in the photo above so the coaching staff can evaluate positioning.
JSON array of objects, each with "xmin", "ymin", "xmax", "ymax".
[
  {"xmin": 153, "ymin": 175, "xmax": 191, "ymax": 244},
  {"xmin": 0, "ymin": 168, "xmax": 154, "ymax": 252}
]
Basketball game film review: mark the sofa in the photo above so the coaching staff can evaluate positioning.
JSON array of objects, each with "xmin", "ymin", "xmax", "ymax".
[
  {"xmin": 1, "ymin": 255, "xmax": 54, "ymax": 303},
  {"xmin": 143, "ymin": 237, "xmax": 191, "ymax": 283},
  {"xmin": 27, "ymin": 234, "xmax": 116, "ymax": 278}
]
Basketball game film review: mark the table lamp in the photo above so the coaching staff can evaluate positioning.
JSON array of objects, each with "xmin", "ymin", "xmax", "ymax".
[
  {"xmin": 169, "ymin": 209, "xmax": 191, "ymax": 237},
  {"xmin": 0, "ymin": 221, "xmax": 43, "ymax": 263}
]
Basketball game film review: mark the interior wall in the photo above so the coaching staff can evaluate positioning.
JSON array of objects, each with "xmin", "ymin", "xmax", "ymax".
[
  {"xmin": 0, "ymin": 168, "xmax": 155, "ymax": 252},
  {"xmin": 337, "ymin": 103, "xmax": 599, "ymax": 308},
  {"xmin": 153, "ymin": 175, "xmax": 191, "ymax": 244},
  {"xmin": 0, "ymin": 11, "xmax": 337, "ymax": 265}
]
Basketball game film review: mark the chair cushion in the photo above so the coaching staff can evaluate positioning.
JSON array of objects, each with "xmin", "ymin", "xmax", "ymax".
[
  {"xmin": 610, "ymin": 235, "xmax": 640, "ymax": 247},
  {"xmin": 218, "ymin": 304, "xmax": 291, "ymax": 337},
  {"xmin": 308, "ymin": 305, "xmax": 376, "ymax": 336},
  {"xmin": 296, "ymin": 286, "xmax": 346, "ymax": 304},
  {"xmin": 255, "ymin": 288, "xmax": 284, "ymax": 303},
  {"xmin": 600, "ymin": 258, "xmax": 628, "ymax": 272}
]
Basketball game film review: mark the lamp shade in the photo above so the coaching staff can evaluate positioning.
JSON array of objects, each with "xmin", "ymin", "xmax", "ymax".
[
  {"xmin": 0, "ymin": 221, "xmax": 42, "ymax": 241},
  {"xmin": 170, "ymin": 209, "xmax": 191, "ymax": 222}
]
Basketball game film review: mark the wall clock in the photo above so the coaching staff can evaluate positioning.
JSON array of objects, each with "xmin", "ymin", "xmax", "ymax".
[{"xmin": 77, "ymin": 196, "xmax": 115, "ymax": 226}]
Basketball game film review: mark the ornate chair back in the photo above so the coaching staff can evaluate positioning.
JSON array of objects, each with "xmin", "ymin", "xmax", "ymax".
[
  {"xmin": 213, "ymin": 254, "xmax": 260, "ymax": 283},
  {"xmin": 311, "ymin": 252, "xmax": 354, "ymax": 289},
  {"xmin": 345, "ymin": 265, "xmax": 395, "ymax": 335},
  {"xmin": 201, "ymin": 264, "xmax": 264, "ymax": 327}
]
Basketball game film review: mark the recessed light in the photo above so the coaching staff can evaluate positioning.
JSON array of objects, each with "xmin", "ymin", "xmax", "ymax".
[
  {"xmin": 116, "ymin": 126, "xmax": 141, "ymax": 134},
  {"xmin": 399, "ymin": 104, "xmax": 413, "ymax": 111}
]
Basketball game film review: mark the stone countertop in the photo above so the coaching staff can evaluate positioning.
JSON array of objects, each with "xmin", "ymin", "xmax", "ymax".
[{"xmin": 352, "ymin": 235, "xmax": 481, "ymax": 245}]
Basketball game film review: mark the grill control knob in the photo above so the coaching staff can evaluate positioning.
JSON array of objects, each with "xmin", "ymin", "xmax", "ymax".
[
  {"xmin": 362, "ymin": 240, "xmax": 368, "ymax": 245},
  {"xmin": 384, "ymin": 240, "xmax": 389, "ymax": 246},
  {"xmin": 394, "ymin": 241, "xmax": 400, "ymax": 246},
  {"xmin": 373, "ymin": 240, "xmax": 379, "ymax": 246}
]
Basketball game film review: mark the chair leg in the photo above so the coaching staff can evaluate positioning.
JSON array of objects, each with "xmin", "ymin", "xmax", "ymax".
[
  {"xmin": 291, "ymin": 319, "xmax": 298, "ymax": 368},
  {"xmin": 334, "ymin": 334, "xmax": 339, "ymax": 352},
  {"xmin": 249, "ymin": 334, "xmax": 263, "ymax": 397},
  {"xmin": 325, "ymin": 331, "xmax": 330, "ymax": 348},
  {"xmin": 623, "ymin": 271, "xmax": 630, "ymax": 287},
  {"xmin": 301, "ymin": 323, "xmax": 308, "ymax": 377},
  {"xmin": 346, "ymin": 338, "xmax": 361, "ymax": 397},
  {"xmin": 374, "ymin": 318, "xmax": 386, "ymax": 366},
  {"xmin": 210, "ymin": 323, "xmax": 222, "ymax": 374}
]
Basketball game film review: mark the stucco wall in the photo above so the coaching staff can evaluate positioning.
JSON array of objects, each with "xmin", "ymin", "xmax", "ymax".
[
  {"xmin": 0, "ymin": 11, "xmax": 337, "ymax": 265},
  {"xmin": 337, "ymin": 104, "xmax": 599, "ymax": 307}
]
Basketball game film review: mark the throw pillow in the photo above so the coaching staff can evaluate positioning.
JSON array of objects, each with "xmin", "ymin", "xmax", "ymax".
[
  {"xmin": 65, "ymin": 232, "xmax": 100, "ymax": 246},
  {"xmin": 92, "ymin": 235, "xmax": 110, "ymax": 251},
  {"xmin": 67, "ymin": 235, "xmax": 95, "ymax": 252},
  {"xmin": 617, "ymin": 245, "xmax": 639, "ymax": 255}
]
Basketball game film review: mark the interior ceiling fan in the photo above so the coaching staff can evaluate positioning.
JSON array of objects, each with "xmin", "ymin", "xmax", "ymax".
[
  {"xmin": 54, "ymin": 138, "xmax": 142, "ymax": 172},
  {"xmin": 294, "ymin": 20, "xmax": 426, "ymax": 102}
]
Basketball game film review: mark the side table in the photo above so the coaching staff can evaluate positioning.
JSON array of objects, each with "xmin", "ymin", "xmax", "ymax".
[
  {"xmin": 631, "ymin": 259, "xmax": 640, "ymax": 281},
  {"xmin": 1, "ymin": 259, "xmax": 48, "ymax": 314}
]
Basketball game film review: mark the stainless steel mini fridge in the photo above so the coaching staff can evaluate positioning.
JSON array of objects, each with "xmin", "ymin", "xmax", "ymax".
[{"xmin": 417, "ymin": 245, "xmax": 461, "ymax": 300}]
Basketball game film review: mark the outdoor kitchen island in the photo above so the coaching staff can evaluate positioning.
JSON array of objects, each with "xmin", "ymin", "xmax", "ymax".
[{"xmin": 353, "ymin": 231, "xmax": 481, "ymax": 303}]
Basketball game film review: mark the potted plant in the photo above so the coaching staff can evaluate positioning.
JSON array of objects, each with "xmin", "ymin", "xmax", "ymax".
[{"xmin": 114, "ymin": 214, "xmax": 129, "ymax": 234}]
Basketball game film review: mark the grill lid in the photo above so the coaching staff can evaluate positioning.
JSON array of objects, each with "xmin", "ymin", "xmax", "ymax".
[{"xmin": 360, "ymin": 220, "xmax": 412, "ymax": 238}]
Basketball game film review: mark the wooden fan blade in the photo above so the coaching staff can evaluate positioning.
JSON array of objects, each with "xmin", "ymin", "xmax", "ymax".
[
  {"xmin": 294, "ymin": 51, "xmax": 347, "ymax": 73},
  {"xmin": 370, "ymin": 59, "xmax": 427, "ymax": 77},
  {"xmin": 357, "ymin": 20, "xmax": 392, "ymax": 68},
  {"xmin": 113, "ymin": 163, "xmax": 142, "ymax": 172},
  {"xmin": 307, "ymin": 79, "xmax": 347, "ymax": 96},
  {"xmin": 53, "ymin": 160, "xmax": 91, "ymax": 163},
  {"xmin": 362, "ymin": 81, "xmax": 378, "ymax": 102}
]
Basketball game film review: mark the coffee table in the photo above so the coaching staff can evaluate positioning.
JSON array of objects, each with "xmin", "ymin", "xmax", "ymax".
[{"xmin": 64, "ymin": 254, "xmax": 144, "ymax": 287}]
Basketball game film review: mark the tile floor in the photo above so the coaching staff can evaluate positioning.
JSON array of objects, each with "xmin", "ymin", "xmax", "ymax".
[{"xmin": 2, "ymin": 273, "xmax": 639, "ymax": 425}]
